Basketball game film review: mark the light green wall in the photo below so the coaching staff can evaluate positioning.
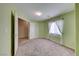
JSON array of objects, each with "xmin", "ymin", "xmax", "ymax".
[
  {"xmin": 45, "ymin": 11, "xmax": 75, "ymax": 49},
  {"xmin": 0, "ymin": 4, "xmax": 11, "ymax": 55},
  {"xmin": 62, "ymin": 11, "xmax": 75, "ymax": 49},
  {"xmin": 48, "ymin": 34, "xmax": 61, "ymax": 43},
  {"xmin": 0, "ymin": 4, "xmax": 16, "ymax": 56},
  {"xmin": 37, "ymin": 21, "xmax": 48, "ymax": 38},
  {"xmin": 75, "ymin": 3, "xmax": 79, "ymax": 56}
]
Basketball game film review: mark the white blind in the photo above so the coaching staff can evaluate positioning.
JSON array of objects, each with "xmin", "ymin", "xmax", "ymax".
[{"xmin": 48, "ymin": 20, "xmax": 64, "ymax": 35}]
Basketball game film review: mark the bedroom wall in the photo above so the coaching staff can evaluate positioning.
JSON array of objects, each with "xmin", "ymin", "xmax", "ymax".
[
  {"xmin": 29, "ymin": 21, "xmax": 39, "ymax": 39},
  {"xmin": 37, "ymin": 21, "xmax": 48, "ymax": 38},
  {"xmin": 75, "ymin": 3, "xmax": 79, "ymax": 56},
  {"xmin": 47, "ymin": 11, "xmax": 75, "ymax": 49},
  {"xmin": 29, "ymin": 21, "xmax": 48, "ymax": 39},
  {"xmin": 62, "ymin": 11, "xmax": 75, "ymax": 49},
  {"xmin": 0, "ymin": 4, "xmax": 15, "ymax": 55}
]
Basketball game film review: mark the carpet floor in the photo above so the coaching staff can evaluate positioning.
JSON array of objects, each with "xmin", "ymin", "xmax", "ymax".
[{"xmin": 15, "ymin": 39, "xmax": 75, "ymax": 56}]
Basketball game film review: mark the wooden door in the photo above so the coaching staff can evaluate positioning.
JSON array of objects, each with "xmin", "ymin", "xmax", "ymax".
[{"xmin": 18, "ymin": 18, "xmax": 29, "ymax": 43}]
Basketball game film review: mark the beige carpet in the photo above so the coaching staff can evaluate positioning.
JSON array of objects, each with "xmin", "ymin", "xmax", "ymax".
[{"xmin": 15, "ymin": 39, "xmax": 75, "ymax": 56}]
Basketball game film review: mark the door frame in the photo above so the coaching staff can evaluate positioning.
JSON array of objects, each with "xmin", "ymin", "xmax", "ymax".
[
  {"xmin": 11, "ymin": 11, "xmax": 15, "ymax": 56},
  {"xmin": 11, "ymin": 10, "xmax": 18, "ymax": 56}
]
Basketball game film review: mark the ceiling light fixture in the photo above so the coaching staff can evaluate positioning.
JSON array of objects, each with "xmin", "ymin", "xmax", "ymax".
[{"xmin": 35, "ymin": 11, "xmax": 42, "ymax": 16}]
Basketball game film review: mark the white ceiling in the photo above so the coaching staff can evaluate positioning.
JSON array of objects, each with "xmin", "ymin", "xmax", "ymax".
[{"xmin": 15, "ymin": 3, "xmax": 74, "ymax": 21}]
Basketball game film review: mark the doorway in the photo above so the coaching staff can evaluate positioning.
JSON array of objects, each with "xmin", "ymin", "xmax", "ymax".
[
  {"xmin": 11, "ymin": 11, "xmax": 30, "ymax": 55},
  {"xmin": 18, "ymin": 18, "xmax": 30, "ymax": 45}
]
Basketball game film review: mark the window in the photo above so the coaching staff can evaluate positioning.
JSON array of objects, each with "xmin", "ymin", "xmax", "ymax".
[{"xmin": 49, "ymin": 20, "xmax": 64, "ymax": 36}]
